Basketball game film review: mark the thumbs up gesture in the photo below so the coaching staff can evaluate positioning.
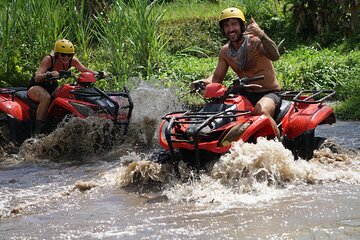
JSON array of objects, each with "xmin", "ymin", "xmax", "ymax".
[{"xmin": 243, "ymin": 18, "xmax": 265, "ymax": 39}]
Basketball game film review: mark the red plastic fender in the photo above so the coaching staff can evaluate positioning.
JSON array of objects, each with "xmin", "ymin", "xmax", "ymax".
[
  {"xmin": 283, "ymin": 104, "xmax": 335, "ymax": 139},
  {"xmin": 159, "ymin": 119, "xmax": 170, "ymax": 150},
  {"xmin": 0, "ymin": 97, "xmax": 24, "ymax": 120},
  {"xmin": 239, "ymin": 114, "xmax": 278, "ymax": 141},
  {"xmin": 204, "ymin": 83, "xmax": 226, "ymax": 98},
  {"xmin": 49, "ymin": 98, "xmax": 93, "ymax": 118}
]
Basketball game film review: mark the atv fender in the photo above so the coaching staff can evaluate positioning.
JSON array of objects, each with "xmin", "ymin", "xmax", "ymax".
[
  {"xmin": 0, "ymin": 98, "xmax": 25, "ymax": 120},
  {"xmin": 239, "ymin": 114, "xmax": 279, "ymax": 142},
  {"xmin": 159, "ymin": 120, "xmax": 169, "ymax": 150},
  {"xmin": 283, "ymin": 104, "xmax": 335, "ymax": 139},
  {"xmin": 49, "ymin": 98, "xmax": 93, "ymax": 118}
]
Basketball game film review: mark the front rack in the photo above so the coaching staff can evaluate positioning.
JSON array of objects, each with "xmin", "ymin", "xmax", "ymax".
[
  {"xmin": 280, "ymin": 90, "xmax": 336, "ymax": 104},
  {"xmin": 71, "ymin": 86, "xmax": 133, "ymax": 135},
  {"xmin": 162, "ymin": 108, "xmax": 251, "ymax": 169}
]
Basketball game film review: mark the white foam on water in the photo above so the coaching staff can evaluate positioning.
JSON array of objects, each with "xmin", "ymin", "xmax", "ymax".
[{"xmin": 112, "ymin": 137, "xmax": 360, "ymax": 207}]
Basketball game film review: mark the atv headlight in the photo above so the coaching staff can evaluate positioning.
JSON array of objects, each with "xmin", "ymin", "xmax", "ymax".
[
  {"xmin": 69, "ymin": 102, "xmax": 95, "ymax": 117},
  {"xmin": 219, "ymin": 122, "xmax": 250, "ymax": 147}
]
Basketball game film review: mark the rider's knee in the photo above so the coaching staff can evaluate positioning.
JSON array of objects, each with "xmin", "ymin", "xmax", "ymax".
[{"xmin": 253, "ymin": 102, "xmax": 276, "ymax": 117}]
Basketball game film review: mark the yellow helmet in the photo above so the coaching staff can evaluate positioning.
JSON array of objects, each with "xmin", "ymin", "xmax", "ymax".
[
  {"xmin": 54, "ymin": 39, "xmax": 75, "ymax": 54},
  {"xmin": 219, "ymin": 7, "xmax": 245, "ymax": 23}
]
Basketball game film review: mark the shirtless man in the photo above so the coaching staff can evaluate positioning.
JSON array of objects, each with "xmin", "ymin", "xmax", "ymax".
[{"xmin": 194, "ymin": 7, "xmax": 281, "ymax": 118}]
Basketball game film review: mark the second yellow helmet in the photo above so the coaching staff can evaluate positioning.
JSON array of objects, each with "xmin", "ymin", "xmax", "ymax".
[{"xmin": 54, "ymin": 39, "xmax": 75, "ymax": 54}]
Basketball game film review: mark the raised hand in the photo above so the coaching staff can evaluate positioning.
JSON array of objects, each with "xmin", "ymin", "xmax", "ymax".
[{"xmin": 243, "ymin": 18, "xmax": 265, "ymax": 38}]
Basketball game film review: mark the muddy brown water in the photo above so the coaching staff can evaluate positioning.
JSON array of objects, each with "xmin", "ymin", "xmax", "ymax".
[{"xmin": 0, "ymin": 83, "xmax": 359, "ymax": 240}]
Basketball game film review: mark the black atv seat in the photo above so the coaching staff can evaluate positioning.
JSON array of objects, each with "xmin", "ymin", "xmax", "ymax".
[
  {"xmin": 275, "ymin": 100, "xmax": 291, "ymax": 124},
  {"xmin": 14, "ymin": 90, "xmax": 38, "ymax": 110}
]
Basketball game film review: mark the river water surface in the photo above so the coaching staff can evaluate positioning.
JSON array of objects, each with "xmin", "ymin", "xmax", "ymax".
[{"xmin": 0, "ymin": 82, "xmax": 359, "ymax": 240}]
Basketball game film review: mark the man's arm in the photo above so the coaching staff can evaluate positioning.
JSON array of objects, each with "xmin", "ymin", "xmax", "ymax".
[
  {"xmin": 259, "ymin": 34, "xmax": 280, "ymax": 61},
  {"xmin": 211, "ymin": 49, "xmax": 230, "ymax": 83},
  {"xmin": 244, "ymin": 18, "xmax": 280, "ymax": 61}
]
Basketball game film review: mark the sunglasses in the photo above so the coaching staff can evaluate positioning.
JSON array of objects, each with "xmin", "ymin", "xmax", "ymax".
[{"xmin": 59, "ymin": 53, "xmax": 74, "ymax": 57}]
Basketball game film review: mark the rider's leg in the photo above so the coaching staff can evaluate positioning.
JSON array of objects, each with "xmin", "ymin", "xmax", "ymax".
[
  {"xmin": 27, "ymin": 86, "xmax": 51, "ymax": 121},
  {"xmin": 27, "ymin": 86, "xmax": 51, "ymax": 134},
  {"xmin": 253, "ymin": 96, "xmax": 281, "ymax": 141},
  {"xmin": 253, "ymin": 96, "xmax": 276, "ymax": 117}
]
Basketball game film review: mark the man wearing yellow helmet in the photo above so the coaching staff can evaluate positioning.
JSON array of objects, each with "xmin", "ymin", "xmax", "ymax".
[
  {"xmin": 193, "ymin": 7, "xmax": 281, "ymax": 119},
  {"xmin": 27, "ymin": 39, "xmax": 100, "ymax": 134}
]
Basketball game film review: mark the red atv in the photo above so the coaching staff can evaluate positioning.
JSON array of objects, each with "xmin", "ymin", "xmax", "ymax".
[
  {"xmin": 0, "ymin": 71, "xmax": 133, "ymax": 144},
  {"xmin": 158, "ymin": 76, "xmax": 336, "ymax": 171}
]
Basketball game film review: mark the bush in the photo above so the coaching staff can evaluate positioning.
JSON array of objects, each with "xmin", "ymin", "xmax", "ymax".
[
  {"xmin": 160, "ymin": 17, "xmax": 224, "ymax": 56},
  {"xmin": 274, "ymin": 46, "xmax": 360, "ymax": 101}
]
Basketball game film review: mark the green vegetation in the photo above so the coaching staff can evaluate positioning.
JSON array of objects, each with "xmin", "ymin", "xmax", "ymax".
[
  {"xmin": 0, "ymin": 0, "xmax": 359, "ymax": 119},
  {"xmin": 0, "ymin": 0, "xmax": 167, "ymax": 88}
]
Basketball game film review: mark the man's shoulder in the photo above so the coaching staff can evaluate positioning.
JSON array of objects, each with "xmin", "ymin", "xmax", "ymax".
[
  {"xmin": 219, "ymin": 43, "xmax": 229, "ymax": 55},
  {"xmin": 220, "ymin": 42, "xmax": 228, "ymax": 49}
]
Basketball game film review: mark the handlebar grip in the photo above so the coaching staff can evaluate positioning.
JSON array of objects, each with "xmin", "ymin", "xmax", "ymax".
[
  {"xmin": 97, "ymin": 71, "xmax": 105, "ymax": 79},
  {"xmin": 193, "ymin": 81, "xmax": 206, "ymax": 91},
  {"xmin": 59, "ymin": 70, "xmax": 72, "ymax": 78},
  {"xmin": 246, "ymin": 75, "xmax": 264, "ymax": 83}
]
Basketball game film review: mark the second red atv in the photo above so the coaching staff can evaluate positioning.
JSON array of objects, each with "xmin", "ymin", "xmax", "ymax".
[
  {"xmin": 0, "ymin": 71, "xmax": 133, "ymax": 144},
  {"xmin": 158, "ymin": 76, "xmax": 336, "ymax": 171}
]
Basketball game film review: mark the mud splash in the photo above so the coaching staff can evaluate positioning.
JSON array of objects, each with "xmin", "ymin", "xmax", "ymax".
[
  {"xmin": 18, "ymin": 116, "xmax": 120, "ymax": 161},
  {"xmin": 0, "ymin": 80, "xmax": 183, "ymax": 218},
  {"xmin": 0, "ymin": 80, "xmax": 181, "ymax": 163},
  {"xmin": 212, "ymin": 138, "xmax": 360, "ymax": 185},
  {"xmin": 115, "ymin": 138, "xmax": 360, "ymax": 205}
]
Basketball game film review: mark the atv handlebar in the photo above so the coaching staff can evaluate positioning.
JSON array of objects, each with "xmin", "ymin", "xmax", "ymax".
[
  {"xmin": 192, "ymin": 81, "xmax": 206, "ymax": 92},
  {"xmin": 48, "ymin": 70, "xmax": 107, "ymax": 81},
  {"xmin": 220, "ymin": 75, "xmax": 264, "ymax": 100},
  {"xmin": 184, "ymin": 75, "xmax": 264, "ymax": 100},
  {"xmin": 232, "ymin": 75, "xmax": 264, "ymax": 86},
  {"xmin": 97, "ymin": 71, "xmax": 106, "ymax": 80},
  {"xmin": 47, "ymin": 70, "xmax": 76, "ymax": 81},
  {"xmin": 180, "ymin": 81, "xmax": 206, "ymax": 98}
]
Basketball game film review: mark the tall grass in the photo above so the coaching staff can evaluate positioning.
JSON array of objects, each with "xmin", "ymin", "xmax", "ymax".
[
  {"xmin": 0, "ymin": 0, "xmax": 70, "ymax": 86},
  {"xmin": 0, "ymin": 0, "xmax": 21, "ymax": 86},
  {"xmin": 66, "ymin": 0, "xmax": 95, "ymax": 62},
  {"xmin": 95, "ymin": 0, "xmax": 167, "ymax": 88},
  {"xmin": 0, "ymin": 0, "xmax": 167, "ymax": 89},
  {"xmin": 95, "ymin": 1, "xmax": 131, "ymax": 89},
  {"xmin": 17, "ymin": 1, "xmax": 69, "ymax": 57},
  {"xmin": 127, "ymin": 0, "xmax": 167, "ymax": 78}
]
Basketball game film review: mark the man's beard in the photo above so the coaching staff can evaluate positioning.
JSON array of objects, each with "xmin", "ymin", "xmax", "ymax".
[{"xmin": 228, "ymin": 32, "xmax": 242, "ymax": 43}]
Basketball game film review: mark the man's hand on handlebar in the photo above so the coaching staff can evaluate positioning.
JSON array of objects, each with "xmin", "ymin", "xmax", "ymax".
[
  {"xmin": 191, "ymin": 81, "xmax": 206, "ymax": 92},
  {"xmin": 190, "ymin": 79, "xmax": 211, "ymax": 91},
  {"xmin": 96, "ymin": 71, "xmax": 107, "ymax": 79}
]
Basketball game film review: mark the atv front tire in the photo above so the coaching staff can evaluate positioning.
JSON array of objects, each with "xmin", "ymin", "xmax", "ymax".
[
  {"xmin": 283, "ymin": 129, "xmax": 315, "ymax": 160},
  {"xmin": 0, "ymin": 113, "xmax": 12, "ymax": 142}
]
